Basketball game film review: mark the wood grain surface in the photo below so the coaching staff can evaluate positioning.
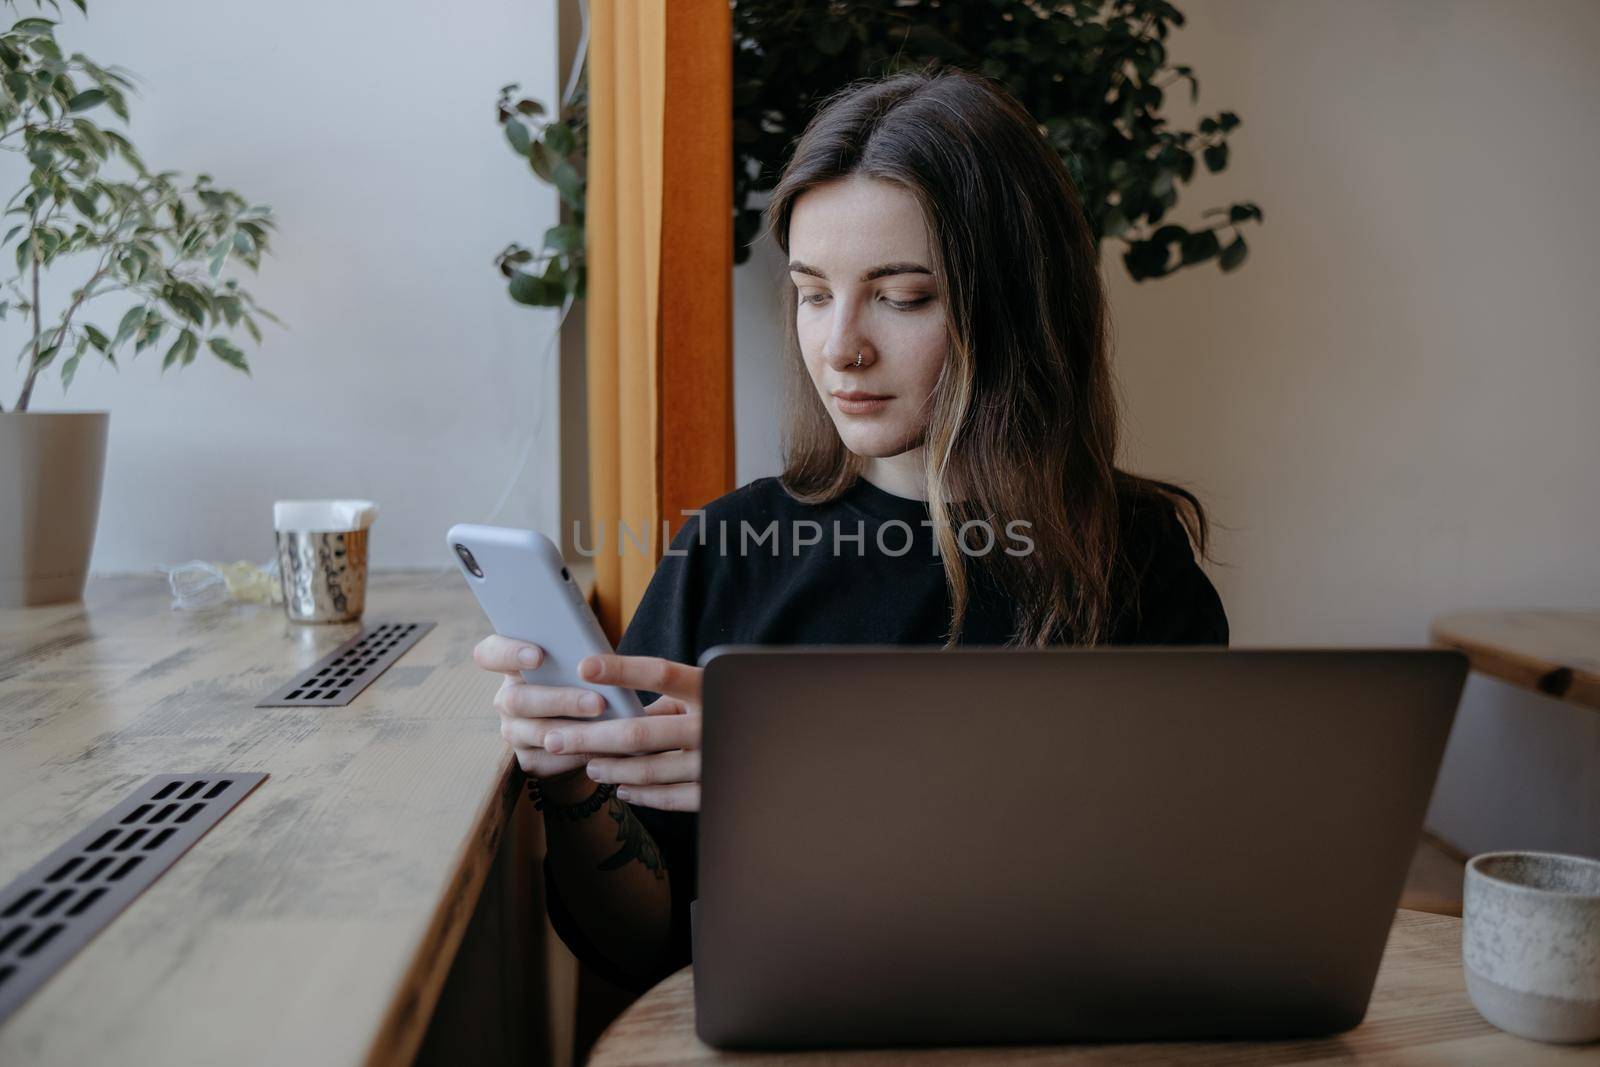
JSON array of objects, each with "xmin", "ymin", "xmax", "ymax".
[
  {"xmin": 587, "ymin": 911, "xmax": 1595, "ymax": 1066},
  {"xmin": 1430, "ymin": 610, "xmax": 1600, "ymax": 710},
  {"xmin": 0, "ymin": 573, "xmax": 516, "ymax": 1066}
]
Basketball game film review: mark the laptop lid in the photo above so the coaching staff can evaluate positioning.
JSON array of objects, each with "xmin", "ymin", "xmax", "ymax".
[{"xmin": 692, "ymin": 647, "xmax": 1466, "ymax": 1048}]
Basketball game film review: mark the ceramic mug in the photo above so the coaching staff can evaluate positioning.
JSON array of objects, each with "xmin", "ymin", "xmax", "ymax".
[{"xmin": 1463, "ymin": 851, "xmax": 1600, "ymax": 1044}]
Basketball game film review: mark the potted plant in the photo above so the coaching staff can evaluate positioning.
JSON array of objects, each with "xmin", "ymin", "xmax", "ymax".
[{"xmin": 0, "ymin": 4, "xmax": 276, "ymax": 607}]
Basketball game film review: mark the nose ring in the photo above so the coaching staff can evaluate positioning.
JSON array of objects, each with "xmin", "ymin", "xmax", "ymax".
[{"xmin": 854, "ymin": 352, "xmax": 863, "ymax": 367}]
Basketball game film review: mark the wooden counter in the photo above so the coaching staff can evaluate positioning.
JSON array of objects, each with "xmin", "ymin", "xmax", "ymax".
[
  {"xmin": 589, "ymin": 911, "xmax": 1592, "ymax": 1066},
  {"xmin": 0, "ymin": 573, "xmax": 554, "ymax": 1066},
  {"xmin": 1430, "ymin": 610, "xmax": 1600, "ymax": 710}
]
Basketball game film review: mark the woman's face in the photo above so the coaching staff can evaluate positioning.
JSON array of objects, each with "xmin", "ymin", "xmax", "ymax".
[{"xmin": 788, "ymin": 176, "xmax": 949, "ymax": 461}]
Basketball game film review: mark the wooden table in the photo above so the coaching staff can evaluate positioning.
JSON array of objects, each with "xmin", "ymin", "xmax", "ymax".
[
  {"xmin": 1430, "ymin": 610, "xmax": 1600, "ymax": 710},
  {"xmin": 588, "ymin": 911, "xmax": 1592, "ymax": 1065},
  {"xmin": 0, "ymin": 573, "xmax": 563, "ymax": 1067}
]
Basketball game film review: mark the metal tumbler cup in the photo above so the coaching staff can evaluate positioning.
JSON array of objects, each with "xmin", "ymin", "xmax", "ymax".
[
  {"xmin": 272, "ymin": 499, "xmax": 378, "ymax": 625},
  {"xmin": 276, "ymin": 527, "xmax": 369, "ymax": 623}
]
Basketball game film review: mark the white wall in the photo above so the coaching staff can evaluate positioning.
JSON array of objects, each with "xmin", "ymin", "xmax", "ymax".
[
  {"xmin": 732, "ymin": 0, "xmax": 1600, "ymax": 855},
  {"xmin": 4, "ymin": 1, "xmax": 565, "ymax": 571}
]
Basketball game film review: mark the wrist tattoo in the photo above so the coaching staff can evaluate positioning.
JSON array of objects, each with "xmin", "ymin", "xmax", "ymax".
[
  {"xmin": 528, "ymin": 776, "xmax": 615, "ymax": 821},
  {"xmin": 597, "ymin": 792, "xmax": 665, "ymax": 879}
]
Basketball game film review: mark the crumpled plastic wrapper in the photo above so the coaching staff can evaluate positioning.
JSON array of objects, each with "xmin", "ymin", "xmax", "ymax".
[{"xmin": 160, "ymin": 559, "xmax": 283, "ymax": 611}]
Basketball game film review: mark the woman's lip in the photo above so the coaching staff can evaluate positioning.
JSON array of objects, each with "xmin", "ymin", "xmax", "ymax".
[
  {"xmin": 832, "ymin": 392, "xmax": 892, "ymax": 415},
  {"xmin": 832, "ymin": 391, "xmax": 892, "ymax": 401}
]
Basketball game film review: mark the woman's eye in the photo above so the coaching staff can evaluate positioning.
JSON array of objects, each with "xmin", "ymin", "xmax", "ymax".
[
  {"xmin": 798, "ymin": 291, "xmax": 829, "ymax": 306},
  {"xmin": 884, "ymin": 295, "xmax": 932, "ymax": 311}
]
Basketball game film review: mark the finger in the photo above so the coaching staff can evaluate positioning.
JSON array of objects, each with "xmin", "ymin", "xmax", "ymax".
[
  {"xmin": 509, "ymin": 747, "xmax": 590, "ymax": 779},
  {"xmin": 616, "ymin": 783, "xmax": 699, "ymax": 813},
  {"xmin": 502, "ymin": 716, "xmax": 593, "ymax": 751},
  {"xmin": 475, "ymin": 634, "xmax": 545, "ymax": 674},
  {"xmin": 544, "ymin": 713, "xmax": 701, "ymax": 755},
  {"xmin": 586, "ymin": 750, "xmax": 700, "ymax": 787},
  {"xmin": 496, "ymin": 678, "xmax": 606, "ymax": 720},
  {"xmin": 578, "ymin": 654, "xmax": 702, "ymax": 704},
  {"xmin": 643, "ymin": 695, "xmax": 691, "ymax": 716}
]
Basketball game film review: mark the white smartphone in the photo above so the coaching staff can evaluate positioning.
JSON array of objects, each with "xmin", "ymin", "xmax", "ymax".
[{"xmin": 447, "ymin": 523, "xmax": 645, "ymax": 720}]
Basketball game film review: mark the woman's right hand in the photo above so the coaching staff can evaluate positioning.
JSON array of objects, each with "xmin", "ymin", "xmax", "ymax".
[{"xmin": 474, "ymin": 634, "xmax": 606, "ymax": 796}]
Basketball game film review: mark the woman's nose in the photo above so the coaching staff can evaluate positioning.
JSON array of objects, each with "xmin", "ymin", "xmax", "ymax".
[{"xmin": 821, "ymin": 305, "xmax": 875, "ymax": 371}]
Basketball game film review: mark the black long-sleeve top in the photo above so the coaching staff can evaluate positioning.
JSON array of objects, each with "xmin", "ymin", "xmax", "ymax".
[{"xmin": 544, "ymin": 474, "xmax": 1229, "ymax": 990}]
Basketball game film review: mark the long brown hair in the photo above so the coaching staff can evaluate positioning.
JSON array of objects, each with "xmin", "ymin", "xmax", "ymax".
[{"xmin": 766, "ymin": 67, "xmax": 1210, "ymax": 647}]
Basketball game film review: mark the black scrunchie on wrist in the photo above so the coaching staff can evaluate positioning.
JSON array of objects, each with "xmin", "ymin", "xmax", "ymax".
[{"xmin": 527, "ymin": 774, "xmax": 616, "ymax": 820}]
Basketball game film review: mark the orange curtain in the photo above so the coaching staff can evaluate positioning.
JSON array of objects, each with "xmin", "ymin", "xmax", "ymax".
[{"xmin": 586, "ymin": 0, "xmax": 734, "ymax": 643}]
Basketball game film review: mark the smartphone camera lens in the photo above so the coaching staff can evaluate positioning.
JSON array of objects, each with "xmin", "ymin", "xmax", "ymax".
[
  {"xmin": 454, "ymin": 544, "xmax": 484, "ymax": 578},
  {"xmin": 561, "ymin": 567, "xmax": 571, "ymax": 581}
]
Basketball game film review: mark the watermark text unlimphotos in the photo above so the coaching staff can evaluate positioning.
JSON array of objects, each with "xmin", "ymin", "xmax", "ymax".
[{"xmin": 569, "ymin": 511, "xmax": 1036, "ymax": 559}]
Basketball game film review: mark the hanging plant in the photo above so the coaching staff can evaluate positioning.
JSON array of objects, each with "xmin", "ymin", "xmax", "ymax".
[
  {"xmin": 493, "ymin": 0, "xmax": 1259, "ymax": 309},
  {"xmin": 493, "ymin": 78, "xmax": 585, "ymax": 309}
]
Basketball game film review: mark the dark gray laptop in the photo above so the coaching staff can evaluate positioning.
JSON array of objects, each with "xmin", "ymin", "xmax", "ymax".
[{"xmin": 691, "ymin": 647, "xmax": 1467, "ymax": 1049}]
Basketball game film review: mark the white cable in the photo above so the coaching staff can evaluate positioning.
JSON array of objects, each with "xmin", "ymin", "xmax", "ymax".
[
  {"xmin": 481, "ymin": 292, "xmax": 573, "ymax": 526},
  {"xmin": 563, "ymin": 0, "xmax": 590, "ymax": 111}
]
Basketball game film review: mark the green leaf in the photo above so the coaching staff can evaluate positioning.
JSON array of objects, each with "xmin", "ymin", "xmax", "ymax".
[
  {"xmin": 528, "ymin": 140, "xmax": 556, "ymax": 181},
  {"xmin": 1203, "ymin": 143, "xmax": 1229, "ymax": 172},
  {"xmin": 543, "ymin": 223, "xmax": 582, "ymax": 253},
  {"xmin": 69, "ymin": 188, "xmax": 96, "ymax": 217},
  {"xmin": 515, "ymin": 99, "xmax": 546, "ymax": 117},
  {"xmin": 207, "ymin": 235, "xmax": 231, "ymax": 278},
  {"xmin": 507, "ymin": 270, "xmax": 561, "ymax": 307},
  {"xmin": 135, "ymin": 313, "xmax": 165, "ymax": 355},
  {"xmin": 551, "ymin": 161, "xmax": 582, "ymax": 210},
  {"xmin": 66, "ymin": 88, "xmax": 105, "ymax": 112},
  {"xmin": 1101, "ymin": 208, "xmax": 1130, "ymax": 238},
  {"xmin": 232, "ymin": 229, "xmax": 254, "ymax": 255},
  {"xmin": 1219, "ymin": 236, "xmax": 1248, "ymax": 271},
  {"xmin": 1228, "ymin": 202, "xmax": 1263, "ymax": 223},
  {"xmin": 1122, "ymin": 239, "xmax": 1171, "ymax": 281},
  {"xmin": 60, "ymin": 343, "xmax": 84, "ymax": 389},
  {"xmin": 1180, "ymin": 229, "xmax": 1221, "ymax": 265},
  {"xmin": 11, "ymin": 18, "xmax": 57, "ymax": 38},
  {"xmin": 208, "ymin": 336, "xmax": 249, "ymax": 373},
  {"xmin": 163, "ymin": 328, "xmax": 198, "ymax": 370},
  {"xmin": 83, "ymin": 323, "xmax": 109, "ymax": 351},
  {"xmin": 167, "ymin": 289, "xmax": 206, "ymax": 325},
  {"xmin": 162, "ymin": 333, "xmax": 183, "ymax": 370},
  {"xmin": 112, "ymin": 304, "xmax": 144, "ymax": 348},
  {"xmin": 1151, "ymin": 224, "xmax": 1186, "ymax": 247},
  {"xmin": 504, "ymin": 119, "xmax": 531, "ymax": 156},
  {"xmin": 543, "ymin": 122, "xmax": 575, "ymax": 157},
  {"xmin": 1218, "ymin": 111, "xmax": 1241, "ymax": 131}
]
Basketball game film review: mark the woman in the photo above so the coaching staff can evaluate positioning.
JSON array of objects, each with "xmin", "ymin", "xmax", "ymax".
[{"xmin": 474, "ymin": 68, "xmax": 1227, "ymax": 990}]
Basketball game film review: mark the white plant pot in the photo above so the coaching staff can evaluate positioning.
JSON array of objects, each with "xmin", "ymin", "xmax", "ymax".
[{"xmin": 0, "ymin": 411, "xmax": 109, "ymax": 607}]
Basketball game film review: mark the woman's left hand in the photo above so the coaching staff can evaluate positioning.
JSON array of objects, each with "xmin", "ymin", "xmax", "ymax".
[{"xmin": 541, "ymin": 653, "xmax": 703, "ymax": 812}]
